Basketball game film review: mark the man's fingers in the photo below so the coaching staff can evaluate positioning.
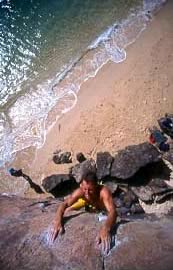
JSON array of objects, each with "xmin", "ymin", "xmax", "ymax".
[
  {"xmin": 101, "ymin": 239, "xmax": 106, "ymax": 254},
  {"xmin": 106, "ymin": 237, "xmax": 111, "ymax": 254},
  {"xmin": 101, "ymin": 237, "xmax": 111, "ymax": 255},
  {"xmin": 96, "ymin": 236, "xmax": 101, "ymax": 245},
  {"xmin": 59, "ymin": 226, "xmax": 65, "ymax": 235},
  {"xmin": 104, "ymin": 239, "xmax": 108, "ymax": 254},
  {"xmin": 47, "ymin": 229, "xmax": 53, "ymax": 243},
  {"xmin": 48, "ymin": 227, "xmax": 58, "ymax": 243},
  {"xmin": 48, "ymin": 229, "xmax": 54, "ymax": 243}
]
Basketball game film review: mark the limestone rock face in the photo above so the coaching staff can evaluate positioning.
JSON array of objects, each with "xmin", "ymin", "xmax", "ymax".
[
  {"xmin": 104, "ymin": 221, "xmax": 173, "ymax": 270},
  {"xmin": 111, "ymin": 142, "xmax": 161, "ymax": 179},
  {"xmin": 0, "ymin": 195, "xmax": 101, "ymax": 270},
  {"xmin": 1, "ymin": 195, "xmax": 173, "ymax": 270}
]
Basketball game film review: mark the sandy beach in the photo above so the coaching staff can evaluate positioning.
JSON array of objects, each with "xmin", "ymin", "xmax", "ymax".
[{"xmin": 2, "ymin": 0, "xmax": 173, "ymax": 197}]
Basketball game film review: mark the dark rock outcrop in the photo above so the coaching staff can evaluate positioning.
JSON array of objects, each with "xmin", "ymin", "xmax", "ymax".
[
  {"xmin": 96, "ymin": 152, "xmax": 113, "ymax": 180},
  {"xmin": 131, "ymin": 178, "xmax": 173, "ymax": 203},
  {"xmin": 1, "ymin": 194, "xmax": 173, "ymax": 270},
  {"xmin": 162, "ymin": 145, "xmax": 173, "ymax": 177},
  {"xmin": 163, "ymin": 148, "xmax": 173, "ymax": 166},
  {"xmin": 104, "ymin": 220, "xmax": 173, "ymax": 270},
  {"xmin": 42, "ymin": 174, "xmax": 72, "ymax": 192},
  {"xmin": 104, "ymin": 181, "xmax": 118, "ymax": 194},
  {"xmin": 42, "ymin": 174, "xmax": 77, "ymax": 197},
  {"xmin": 130, "ymin": 203, "xmax": 145, "ymax": 214},
  {"xmin": 71, "ymin": 158, "xmax": 96, "ymax": 183},
  {"xmin": 111, "ymin": 142, "xmax": 161, "ymax": 180},
  {"xmin": 158, "ymin": 115, "xmax": 173, "ymax": 139},
  {"xmin": 76, "ymin": 152, "xmax": 87, "ymax": 163},
  {"xmin": 114, "ymin": 189, "xmax": 140, "ymax": 216},
  {"xmin": 53, "ymin": 151, "xmax": 72, "ymax": 164}
]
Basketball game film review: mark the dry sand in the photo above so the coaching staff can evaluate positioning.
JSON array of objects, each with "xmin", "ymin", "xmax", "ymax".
[{"xmin": 1, "ymin": 1, "xmax": 173, "ymax": 197}]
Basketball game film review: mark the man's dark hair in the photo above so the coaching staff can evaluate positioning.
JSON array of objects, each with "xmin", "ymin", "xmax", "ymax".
[{"xmin": 82, "ymin": 171, "xmax": 98, "ymax": 185}]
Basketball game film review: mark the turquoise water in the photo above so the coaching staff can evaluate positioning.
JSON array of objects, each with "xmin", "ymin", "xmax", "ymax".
[{"xmin": 0, "ymin": 0, "xmax": 166, "ymax": 166}]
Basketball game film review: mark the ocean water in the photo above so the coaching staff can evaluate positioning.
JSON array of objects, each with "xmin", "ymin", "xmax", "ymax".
[{"xmin": 0, "ymin": 0, "xmax": 167, "ymax": 167}]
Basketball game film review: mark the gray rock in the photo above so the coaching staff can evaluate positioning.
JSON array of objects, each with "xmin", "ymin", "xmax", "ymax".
[
  {"xmin": 0, "ymin": 195, "xmax": 101, "ymax": 270},
  {"xmin": 104, "ymin": 181, "xmax": 118, "ymax": 194},
  {"xmin": 117, "ymin": 206, "xmax": 130, "ymax": 216},
  {"xmin": 76, "ymin": 152, "xmax": 86, "ymax": 163},
  {"xmin": 53, "ymin": 151, "xmax": 72, "ymax": 164},
  {"xmin": 139, "ymin": 199, "xmax": 173, "ymax": 215},
  {"xmin": 162, "ymin": 149, "xmax": 173, "ymax": 182},
  {"xmin": 131, "ymin": 185, "xmax": 154, "ymax": 202},
  {"xmin": 96, "ymin": 152, "xmax": 113, "ymax": 180},
  {"xmin": 111, "ymin": 142, "xmax": 161, "ymax": 179},
  {"xmin": 42, "ymin": 174, "xmax": 72, "ymax": 192},
  {"xmin": 122, "ymin": 190, "xmax": 138, "ymax": 208},
  {"xmin": 162, "ymin": 146, "xmax": 173, "ymax": 178},
  {"xmin": 114, "ymin": 190, "xmax": 139, "ymax": 218},
  {"xmin": 163, "ymin": 148, "xmax": 173, "ymax": 166},
  {"xmin": 155, "ymin": 190, "xmax": 173, "ymax": 203},
  {"xmin": 130, "ymin": 203, "xmax": 145, "ymax": 214},
  {"xmin": 1, "ymin": 195, "xmax": 173, "ymax": 270},
  {"xmin": 131, "ymin": 178, "xmax": 173, "ymax": 203},
  {"xmin": 105, "ymin": 220, "xmax": 173, "ymax": 270},
  {"xmin": 71, "ymin": 159, "xmax": 96, "ymax": 183}
]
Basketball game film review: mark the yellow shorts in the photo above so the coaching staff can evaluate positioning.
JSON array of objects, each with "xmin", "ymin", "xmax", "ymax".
[{"xmin": 71, "ymin": 198, "xmax": 87, "ymax": 210}]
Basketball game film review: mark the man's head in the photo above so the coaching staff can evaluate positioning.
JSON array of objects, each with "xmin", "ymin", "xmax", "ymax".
[{"xmin": 80, "ymin": 172, "xmax": 98, "ymax": 200}]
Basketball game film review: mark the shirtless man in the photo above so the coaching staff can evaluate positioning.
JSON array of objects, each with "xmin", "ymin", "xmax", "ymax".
[{"xmin": 49, "ymin": 172, "xmax": 117, "ymax": 254}]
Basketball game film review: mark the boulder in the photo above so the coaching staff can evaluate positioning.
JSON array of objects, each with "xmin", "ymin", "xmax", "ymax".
[
  {"xmin": 111, "ymin": 142, "xmax": 161, "ymax": 179},
  {"xmin": 114, "ymin": 190, "xmax": 140, "ymax": 217},
  {"xmin": 71, "ymin": 159, "xmax": 96, "ymax": 183},
  {"xmin": 104, "ymin": 220, "xmax": 173, "ymax": 270},
  {"xmin": 53, "ymin": 151, "xmax": 72, "ymax": 164},
  {"xmin": 104, "ymin": 181, "xmax": 118, "ymax": 194},
  {"xmin": 162, "ymin": 146, "xmax": 173, "ymax": 180},
  {"xmin": 163, "ymin": 152, "xmax": 173, "ymax": 166},
  {"xmin": 42, "ymin": 174, "xmax": 77, "ymax": 196},
  {"xmin": 96, "ymin": 152, "xmax": 113, "ymax": 180},
  {"xmin": 1, "ymin": 195, "xmax": 173, "ymax": 270},
  {"xmin": 131, "ymin": 178, "xmax": 173, "ymax": 203},
  {"xmin": 131, "ymin": 185, "xmax": 155, "ymax": 202},
  {"xmin": 0, "ymin": 195, "xmax": 101, "ymax": 270},
  {"xmin": 130, "ymin": 203, "xmax": 145, "ymax": 215},
  {"xmin": 158, "ymin": 115, "xmax": 173, "ymax": 139},
  {"xmin": 155, "ymin": 190, "xmax": 173, "ymax": 203},
  {"xmin": 76, "ymin": 152, "xmax": 86, "ymax": 163},
  {"xmin": 122, "ymin": 190, "xmax": 138, "ymax": 208},
  {"xmin": 139, "ymin": 199, "xmax": 173, "ymax": 215}
]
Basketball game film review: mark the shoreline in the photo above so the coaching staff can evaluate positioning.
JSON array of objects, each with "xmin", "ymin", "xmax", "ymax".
[
  {"xmin": 1, "ymin": 0, "xmax": 173, "ymax": 197},
  {"xmin": 0, "ymin": 0, "xmax": 146, "ymax": 167}
]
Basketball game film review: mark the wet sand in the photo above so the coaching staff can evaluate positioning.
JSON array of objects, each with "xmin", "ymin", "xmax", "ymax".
[{"xmin": 1, "ymin": 0, "xmax": 173, "ymax": 197}]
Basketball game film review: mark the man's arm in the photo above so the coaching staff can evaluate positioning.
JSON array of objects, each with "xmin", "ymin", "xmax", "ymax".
[
  {"xmin": 48, "ymin": 188, "xmax": 83, "ymax": 242},
  {"xmin": 102, "ymin": 187, "xmax": 117, "ymax": 231},
  {"xmin": 98, "ymin": 187, "xmax": 117, "ymax": 254}
]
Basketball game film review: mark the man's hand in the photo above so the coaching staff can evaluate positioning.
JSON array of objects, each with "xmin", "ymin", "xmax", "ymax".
[
  {"xmin": 97, "ymin": 226, "xmax": 111, "ymax": 255},
  {"xmin": 48, "ymin": 221, "xmax": 64, "ymax": 243}
]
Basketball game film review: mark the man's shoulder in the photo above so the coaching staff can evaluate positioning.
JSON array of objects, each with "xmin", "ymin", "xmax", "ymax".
[{"xmin": 100, "ymin": 185, "xmax": 112, "ymax": 198}]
